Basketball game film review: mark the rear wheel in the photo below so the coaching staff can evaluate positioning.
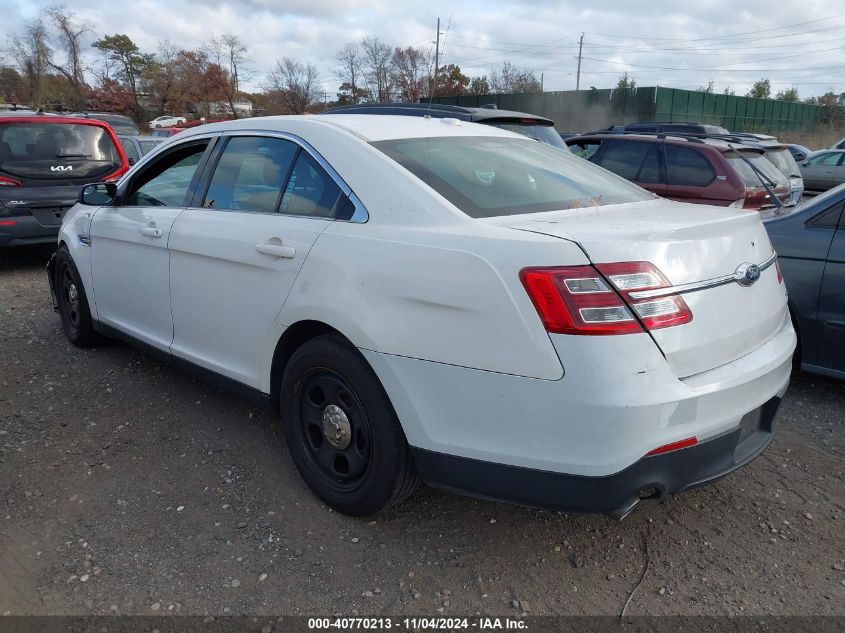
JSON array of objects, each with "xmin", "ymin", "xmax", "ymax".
[
  {"xmin": 280, "ymin": 335, "xmax": 419, "ymax": 516},
  {"xmin": 54, "ymin": 246, "xmax": 99, "ymax": 347}
]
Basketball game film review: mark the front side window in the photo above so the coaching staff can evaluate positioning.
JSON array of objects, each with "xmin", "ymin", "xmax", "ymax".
[
  {"xmin": 806, "ymin": 152, "xmax": 842, "ymax": 167},
  {"xmin": 373, "ymin": 136, "xmax": 652, "ymax": 218},
  {"xmin": 665, "ymin": 145, "xmax": 715, "ymax": 187},
  {"xmin": 125, "ymin": 142, "xmax": 208, "ymax": 207},
  {"xmin": 203, "ymin": 137, "xmax": 298, "ymax": 213}
]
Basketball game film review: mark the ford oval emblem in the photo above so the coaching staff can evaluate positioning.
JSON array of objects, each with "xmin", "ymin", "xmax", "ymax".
[{"xmin": 735, "ymin": 263, "xmax": 761, "ymax": 287}]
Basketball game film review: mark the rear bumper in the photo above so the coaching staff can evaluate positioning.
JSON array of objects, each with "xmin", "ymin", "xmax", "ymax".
[
  {"xmin": 0, "ymin": 215, "xmax": 59, "ymax": 247},
  {"xmin": 412, "ymin": 395, "xmax": 781, "ymax": 518}
]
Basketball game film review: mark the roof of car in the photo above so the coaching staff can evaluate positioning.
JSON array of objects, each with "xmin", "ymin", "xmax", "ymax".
[
  {"xmin": 567, "ymin": 132, "xmax": 763, "ymax": 153},
  {"xmin": 173, "ymin": 114, "xmax": 525, "ymax": 144},
  {"xmin": 0, "ymin": 114, "xmax": 114, "ymax": 128},
  {"xmin": 323, "ymin": 102, "xmax": 555, "ymax": 126}
]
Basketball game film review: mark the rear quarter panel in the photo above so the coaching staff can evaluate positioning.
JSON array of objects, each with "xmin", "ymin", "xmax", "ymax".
[{"xmin": 276, "ymin": 221, "xmax": 591, "ymax": 380}]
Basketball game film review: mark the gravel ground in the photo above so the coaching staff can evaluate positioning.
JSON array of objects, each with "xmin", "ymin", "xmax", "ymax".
[{"xmin": 1, "ymin": 245, "xmax": 843, "ymax": 617}]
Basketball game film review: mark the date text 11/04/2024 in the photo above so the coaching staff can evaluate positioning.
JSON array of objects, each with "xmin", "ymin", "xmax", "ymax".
[{"xmin": 307, "ymin": 617, "xmax": 527, "ymax": 630}]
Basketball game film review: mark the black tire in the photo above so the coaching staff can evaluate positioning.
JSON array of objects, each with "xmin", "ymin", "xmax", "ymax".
[
  {"xmin": 54, "ymin": 246, "xmax": 99, "ymax": 347},
  {"xmin": 280, "ymin": 335, "xmax": 420, "ymax": 516}
]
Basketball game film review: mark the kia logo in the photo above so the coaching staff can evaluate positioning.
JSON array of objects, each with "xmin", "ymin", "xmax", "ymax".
[
  {"xmin": 50, "ymin": 165, "xmax": 73, "ymax": 172},
  {"xmin": 735, "ymin": 263, "xmax": 761, "ymax": 287}
]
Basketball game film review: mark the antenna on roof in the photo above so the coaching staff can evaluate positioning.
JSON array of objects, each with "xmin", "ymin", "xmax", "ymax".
[{"xmin": 426, "ymin": 14, "xmax": 452, "ymax": 118}]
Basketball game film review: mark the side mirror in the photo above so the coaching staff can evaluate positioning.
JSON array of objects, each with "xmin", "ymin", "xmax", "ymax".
[{"xmin": 79, "ymin": 182, "xmax": 117, "ymax": 206}]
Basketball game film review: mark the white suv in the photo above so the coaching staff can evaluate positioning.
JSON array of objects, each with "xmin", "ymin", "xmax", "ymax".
[{"xmin": 49, "ymin": 115, "xmax": 795, "ymax": 518}]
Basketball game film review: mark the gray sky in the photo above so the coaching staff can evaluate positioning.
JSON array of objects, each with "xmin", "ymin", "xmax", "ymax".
[{"xmin": 2, "ymin": 0, "xmax": 843, "ymax": 100}]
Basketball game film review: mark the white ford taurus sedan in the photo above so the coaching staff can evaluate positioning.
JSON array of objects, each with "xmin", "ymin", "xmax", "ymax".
[{"xmin": 48, "ymin": 114, "xmax": 795, "ymax": 518}]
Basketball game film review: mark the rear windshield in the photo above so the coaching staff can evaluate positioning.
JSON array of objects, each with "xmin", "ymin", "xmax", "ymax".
[
  {"xmin": 1, "ymin": 122, "xmax": 117, "ymax": 157},
  {"xmin": 764, "ymin": 147, "xmax": 801, "ymax": 178},
  {"xmin": 372, "ymin": 136, "xmax": 652, "ymax": 218},
  {"xmin": 483, "ymin": 121, "xmax": 567, "ymax": 149},
  {"xmin": 0, "ymin": 122, "xmax": 120, "ymax": 181},
  {"xmin": 726, "ymin": 152, "xmax": 788, "ymax": 188}
]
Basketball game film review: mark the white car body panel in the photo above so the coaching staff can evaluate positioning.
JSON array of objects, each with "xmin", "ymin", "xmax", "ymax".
[
  {"xmin": 168, "ymin": 209, "xmax": 331, "ymax": 388},
  {"xmin": 490, "ymin": 200, "xmax": 788, "ymax": 377},
  {"xmin": 89, "ymin": 205, "xmax": 182, "ymax": 350},
  {"xmin": 365, "ymin": 313, "xmax": 792, "ymax": 475},
  {"xmin": 54, "ymin": 114, "xmax": 796, "ymax": 498}
]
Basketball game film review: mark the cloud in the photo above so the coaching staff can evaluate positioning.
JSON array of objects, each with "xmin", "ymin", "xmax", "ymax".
[{"xmin": 1, "ymin": 0, "xmax": 842, "ymax": 98}]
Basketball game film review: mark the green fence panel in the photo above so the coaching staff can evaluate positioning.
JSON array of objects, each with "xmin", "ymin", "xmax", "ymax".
[{"xmin": 428, "ymin": 85, "xmax": 823, "ymax": 134}]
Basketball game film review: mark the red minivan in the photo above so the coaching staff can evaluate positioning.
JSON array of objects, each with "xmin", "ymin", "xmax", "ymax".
[
  {"xmin": 0, "ymin": 113, "xmax": 129, "ymax": 247},
  {"xmin": 566, "ymin": 133, "xmax": 791, "ymax": 212}
]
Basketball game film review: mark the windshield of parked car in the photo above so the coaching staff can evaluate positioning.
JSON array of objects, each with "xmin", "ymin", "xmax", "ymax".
[
  {"xmin": 373, "ymin": 136, "xmax": 652, "ymax": 218},
  {"xmin": 726, "ymin": 151, "xmax": 789, "ymax": 188},
  {"xmin": 765, "ymin": 147, "xmax": 801, "ymax": 178},
  {"xmin": 483, "ymin": 121, "xmax": 567, "ymax": 149}
]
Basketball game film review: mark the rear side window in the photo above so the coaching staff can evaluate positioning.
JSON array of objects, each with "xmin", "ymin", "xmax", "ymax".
[
  {"xmin": 372, "ymin": 136, "xmax": 652, "ymax": 218},
  {"xmin": 807, "ymin": 202, "xmax": 844, "ymax": 229},
  {"xmin": 665, "ymin": 146, "xmax": 715, "ymax": 187},
  {"xmin": 279, "ymin": 152, "xmax": 342, "ymax": 218},
  {"xmin": 595, "ymin": 140, "xmax": 661, "ymax": 184},
  {"xmin": 203, "ymin": 137, "xmax": 298, "ymax": 213}
]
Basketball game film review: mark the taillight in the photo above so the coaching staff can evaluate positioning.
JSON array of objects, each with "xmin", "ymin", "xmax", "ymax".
[
  {"xmin": 520, "ymin": 262, "xmax": 692, "ymax": 336},
  {"xmin": 595, "ymin": 262, "xmax": 693, "ymax": 330},
  {"xmin": 0, "ymin": 175, "xmax": 21, "ymax": 187},
  {"xmin": 646, "ymin": 436, "xmax": 698, "ymax": 456},
  {"xmin": 775, "ymin": 258, "xmax": 783, "ymax": 284}
]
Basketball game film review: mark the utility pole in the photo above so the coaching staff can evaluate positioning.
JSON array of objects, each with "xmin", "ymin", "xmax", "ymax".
[
  {"xmin": 541, "ymin": 73, "xmax": 544, "ymax": 91},
  {"xmin": 576, "ymin": 32, "xmax": 584, "ymax": 91},
  {"xmin": 434, "ymin": 17, "xmax": 441, "ymax": 89}
]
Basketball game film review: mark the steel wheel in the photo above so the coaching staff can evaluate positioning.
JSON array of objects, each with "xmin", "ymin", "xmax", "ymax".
[
  {"xmin": 59, "ymin": 263, "xmax": 81, "ymax": 338},
  {"xmin": 280, "ymin": 334, "xmax": 420, "ymax": 515},
  {"xmin": 299, "ymin": 369, "xmax": 372, "ymax": 492}
]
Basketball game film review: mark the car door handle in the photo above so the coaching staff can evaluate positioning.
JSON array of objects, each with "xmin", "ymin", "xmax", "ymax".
[
  {"xmin": 139, "ymin": 226, "xmax": 163, "ymax": 238},
  {"xmin": 255, "ymin": 242, "xmax": 296, "ymax": 259}
]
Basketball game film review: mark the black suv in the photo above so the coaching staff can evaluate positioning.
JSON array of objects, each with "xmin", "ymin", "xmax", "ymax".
[{"xmin": 322, "ymin": 103, "xmax": 566, "ymax": 149}]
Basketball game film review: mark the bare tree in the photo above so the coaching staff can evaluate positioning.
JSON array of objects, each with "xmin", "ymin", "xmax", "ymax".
[
  {"xmin": 45, "ymin": 5, "xmax": 90, "ymax": 106},
  {"xmin": 391, "ymin": 46, "xmax": 431, "ymax": 102},
  {"xmin": 334, "ymin": 42, "xmax": 364, "ymax": 104},
  {"xmin": 489, "ymin": 61, "xmax": 541, "ymax": 94},
  {"xmin": 268, "ymin": 57, "xmax": 319, "ymax": 114},
  {"xmin": 361, "ymin": 35, "xmax": 392, "ymax": 102},
  {"xmin": 206, "ymin": 34, "xmax": 252, "ymax": 118},
  {"xmin": 9, "ymin": 19, "xmax": 52, "ymax": 106}
]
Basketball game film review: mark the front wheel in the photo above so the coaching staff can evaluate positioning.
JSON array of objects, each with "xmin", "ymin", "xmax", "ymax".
[
  {"xmin": 280, "ymin": 335, "xmax": 420, "ymax": 516},
  {"xmin": 54, "ymin": 246, "xmax": 99, "ymax": 347}
]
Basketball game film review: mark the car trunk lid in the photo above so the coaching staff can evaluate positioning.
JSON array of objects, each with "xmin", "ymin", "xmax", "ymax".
[{"xmin": 487, "ymin": 198, "xmax": 789, "ymax": 378}]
